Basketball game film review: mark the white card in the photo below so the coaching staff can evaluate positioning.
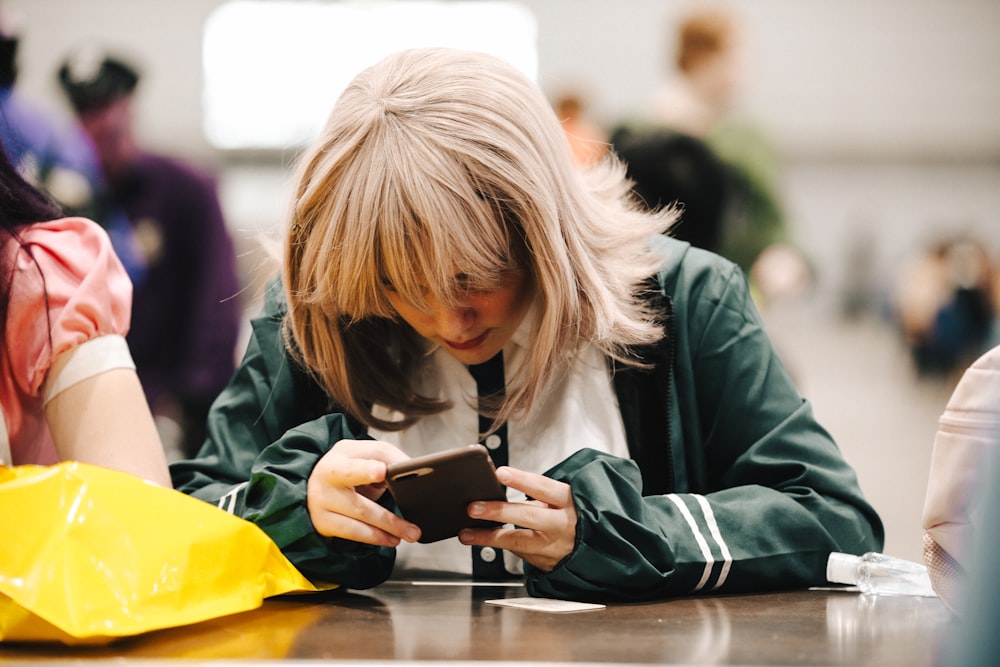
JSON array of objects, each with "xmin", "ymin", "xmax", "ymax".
[{"xmin": 484, "ymin": 596, "xmax": 606, "ymax": 613}]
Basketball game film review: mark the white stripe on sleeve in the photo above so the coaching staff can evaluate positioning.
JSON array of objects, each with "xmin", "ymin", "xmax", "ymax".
[
  {"xmin": 666, "ymin": 493, "xmax": 715, "ymax": 592},
  {"xmin": 218, "ymin": 482, "xmax": 249, "ymax": 514},
  {"xmin": 693, "ymin": 494, "xmax": 733, "ymax": 589}
]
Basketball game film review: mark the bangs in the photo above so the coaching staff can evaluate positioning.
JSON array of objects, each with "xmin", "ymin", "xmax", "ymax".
[{"xmin": 333, "ymin": 137, "xmax": 524, "ymax": 319}]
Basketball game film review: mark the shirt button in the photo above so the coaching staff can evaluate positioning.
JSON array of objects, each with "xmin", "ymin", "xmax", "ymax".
[
  {"xmin": 480, "ymin": 547, "xmax": 497, "ymax": 563},
  {"xmin": 485, "ymin": 434, "xmax": 502, "ymax": 450}
]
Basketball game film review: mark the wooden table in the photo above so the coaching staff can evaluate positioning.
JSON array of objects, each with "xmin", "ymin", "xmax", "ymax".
[{"xmin": 0, "ymin": 581, "xmax": 954, "ymax": 665}]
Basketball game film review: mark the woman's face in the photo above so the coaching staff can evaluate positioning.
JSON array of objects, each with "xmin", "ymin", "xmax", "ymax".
[{"xmin": 386, "ymin": 271, "xmax": 534, "ymax": 366}]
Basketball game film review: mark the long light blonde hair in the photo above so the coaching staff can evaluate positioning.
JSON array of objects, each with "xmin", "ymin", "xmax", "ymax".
[{"xmin": 283, "ymin": 47, "xmax": 676, "ymax": 432}]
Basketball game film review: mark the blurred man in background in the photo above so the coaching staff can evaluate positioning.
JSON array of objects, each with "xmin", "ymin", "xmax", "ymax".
[{"xmin": 58, "ymin": 47, "xmax": 242, "ymax": 460}]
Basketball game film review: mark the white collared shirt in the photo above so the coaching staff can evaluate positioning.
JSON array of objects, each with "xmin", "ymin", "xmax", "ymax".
[{"xmin": 370, "ymin": 317, "xmax": 629, "ymax": 577}]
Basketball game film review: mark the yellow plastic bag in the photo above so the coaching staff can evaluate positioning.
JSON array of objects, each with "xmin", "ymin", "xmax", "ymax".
[{"xmin": 0, "ymin": 462, "xmax": 330, "ymax": 645}]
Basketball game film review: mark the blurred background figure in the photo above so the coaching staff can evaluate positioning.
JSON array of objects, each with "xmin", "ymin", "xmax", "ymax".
[
  {"xmin": 0, "ymin": 7, "xmax": 136, "ymax": 270},
  {"xmin": 611, "ymin": 125, "xmax": 730, "ymax": 254},
  {"xmin": 648, "ymin": 5, "xmax": 743, "ymax": 139},
  {"xmin": 642, "ymin": 5, "xmax": 809, "ymax": 306},
  {"xmin": 0, "ymin": 14, "xmax": 91, "ymax": 208},
  {"xmin": 553, "ymin": 91, "xmax": 608, "ymax": 167},
  {"xmin": 57, "ymin": 46, "xmax": 242, "ymax": 460},
  {"xmin": 892, "ymin": 236, "xmax": 997, "ymax": 381}
]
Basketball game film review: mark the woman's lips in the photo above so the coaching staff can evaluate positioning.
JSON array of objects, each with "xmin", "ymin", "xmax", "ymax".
[{"xmin": 444, "ymin": 331, "xmax": 489, "ymax": 350}]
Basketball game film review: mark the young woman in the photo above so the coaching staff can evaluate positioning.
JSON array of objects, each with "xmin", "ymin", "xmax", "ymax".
[
  {"xmin": 0, "ymin": 144, "xmax": 169, "ymax": 486},
  {"xmin": 172, "ymin": 47, "xmax": 882, "ymax": 601}
]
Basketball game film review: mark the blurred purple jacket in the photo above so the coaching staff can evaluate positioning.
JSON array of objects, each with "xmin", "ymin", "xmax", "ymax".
[{"xmin": 111, "ymin": 151, "xmax": 241, "ymax": 411}]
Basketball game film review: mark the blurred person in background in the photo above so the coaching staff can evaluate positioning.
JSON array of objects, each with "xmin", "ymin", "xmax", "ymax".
[
  {"xmin": 553, "ymin": 92, "xmax": 608, "ymax": 167},
  {"xmin": 611, "ymin": 125, "xmax": 731, "ymax": 258},
  {"xmin": 0, "ymin": 8, "xmax": 145, "ymax": 283},
  {"xmin": 648, "ymin": 6, "xmax": 742, "ymax": 140},
  {"xmin": 893, "ymin": 236, "xmax": 997, "ymax": 381},
  {"xmin": 645, "ymin": 5, "xmax": 809, "ymax": 306},
  {"xmin": 57, "ymin": 47, "xmax": 242, "ymax": 460},
  {"xmin": 1, "ymin": 16, "xmax": 93, "ymax": 213}
]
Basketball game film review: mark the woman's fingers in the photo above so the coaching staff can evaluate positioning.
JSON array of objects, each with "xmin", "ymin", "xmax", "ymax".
[
  {"xmin": 458, "ymin": 520, "xmax": 571, "ymax": 572},
  {"xmin": 497, "ymin": 466, "xmax": 573, "ymax": 508},
  {"xmin": 316, "ymin": 454, "xmax": 388, "ymax": 488},
  {"xmin": 458, "ymin": 466, "xmax": 577, "ymax": 571},
  {"xmin": 309, "ymin": 487, "xmax": 420, "ymax": 546},
  {"xmin": 306, "ymin": 439, "xmax": 421, "ymax": 545},
  {"xmin": 468, "ymin": 497, "xmax": 568, "ymax": 534}
]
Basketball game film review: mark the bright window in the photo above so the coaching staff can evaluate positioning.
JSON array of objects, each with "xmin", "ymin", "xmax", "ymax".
[{"xmin": 203, "ymin": 0, "xmax": 538, "ymax": 150}]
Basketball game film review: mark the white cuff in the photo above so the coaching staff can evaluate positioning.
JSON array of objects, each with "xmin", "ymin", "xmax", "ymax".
[{"xmin": 42, "ymin": 334, "xmax": 137, "ymax": 405}]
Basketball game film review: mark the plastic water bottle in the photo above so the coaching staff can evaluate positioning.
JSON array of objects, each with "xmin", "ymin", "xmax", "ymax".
[{"xmin": 827, "ymin": 551, "xmax": 938, "ymax": 597}]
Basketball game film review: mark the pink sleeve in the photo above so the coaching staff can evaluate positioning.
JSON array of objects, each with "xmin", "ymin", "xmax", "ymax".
[{"xmin": 6, "ymin": 217, "xmax": 133, "ymax": 397}]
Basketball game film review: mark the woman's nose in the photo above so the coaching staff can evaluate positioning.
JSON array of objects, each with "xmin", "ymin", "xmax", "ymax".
[{"xmin": 434, "ymin": 305, "xmax": 476, "ymax": 338}]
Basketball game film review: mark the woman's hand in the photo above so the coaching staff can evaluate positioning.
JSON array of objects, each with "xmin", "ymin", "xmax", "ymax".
[
  {"xmin": 307, "ymin": 439, "xmax": 422, "ymax": 547},
  {"xmin": 457, "ymin": 466, "xmax": 577, "ymax": 572}
]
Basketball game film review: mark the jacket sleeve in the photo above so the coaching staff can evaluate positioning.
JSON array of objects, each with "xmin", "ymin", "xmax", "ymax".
[
  {"xmin": 170, "ymin": 284, "xmax": 395, "ymax": 588},
  {"xmin": 526, "ymin": 251, "xmax": 884, "ymax": 602}
]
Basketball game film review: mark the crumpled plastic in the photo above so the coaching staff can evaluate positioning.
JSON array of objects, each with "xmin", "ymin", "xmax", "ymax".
[{"xmin": 0, "ymin": 462, "xmax": 330, "ymax": 645}]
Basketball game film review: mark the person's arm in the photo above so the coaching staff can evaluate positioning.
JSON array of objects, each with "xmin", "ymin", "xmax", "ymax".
[
  {"xmin": 525, "ymin": 254, "xmax": 883, "ymax": 602},
  {"xmin": 14, "ymin": 218, "xmax": 169, "ymax": 486},
  {"xmin": 170, "ymin": 285, "xmax": 397, "ymax": 588},
  {"xmin": 45, "ymin": 364, "xmax": 171, "ymax": 487},
  {"xmin": 527, "ymin": 445, "xmax": 879, "ymax": 601}
]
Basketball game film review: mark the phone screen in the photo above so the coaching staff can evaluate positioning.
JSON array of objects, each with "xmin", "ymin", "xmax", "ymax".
[{"xmin": 386, "ymin": 444, "xmax": 506, "ymax": 543}]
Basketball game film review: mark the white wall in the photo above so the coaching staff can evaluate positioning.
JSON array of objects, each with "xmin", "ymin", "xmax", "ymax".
[
  {"xmin": 529, "ymin": 0, "xmax": 1000, "ymax": 161},
  {"xmin": 5, "ymin": 0, "xmax": 1000, "ymax": 163}
]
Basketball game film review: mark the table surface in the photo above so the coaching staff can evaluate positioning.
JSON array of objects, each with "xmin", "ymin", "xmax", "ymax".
[{"xmin": 0, "ymin": 581, "xmax": 954, "ymax": 666}]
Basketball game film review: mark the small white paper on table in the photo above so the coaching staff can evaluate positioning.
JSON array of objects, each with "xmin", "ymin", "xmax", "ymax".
[{"xmin": 484, "ymin": 597, "xmax": 606, "ymax": 613}]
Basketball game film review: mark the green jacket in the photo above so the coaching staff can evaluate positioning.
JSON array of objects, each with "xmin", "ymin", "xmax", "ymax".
[{"xmin": 171, "ymin": 235, "xmax": 883, "ymax": 602}]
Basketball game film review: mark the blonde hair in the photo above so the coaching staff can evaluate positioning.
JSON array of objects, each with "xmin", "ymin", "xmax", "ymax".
[{"xmin": 283, "ymin": 47, "xmax": 676, "ymax": 432}]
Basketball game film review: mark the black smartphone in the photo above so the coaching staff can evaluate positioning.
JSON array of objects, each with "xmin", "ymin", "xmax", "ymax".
[{"xmin": 385, "ymin": 444, "xmax": 506, "ymax": 543}]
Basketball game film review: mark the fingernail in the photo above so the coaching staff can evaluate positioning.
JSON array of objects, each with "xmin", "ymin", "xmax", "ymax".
[
  {"xmin": 468, "ymin": 502, "xmax": 484, "ymax": 517},
  {"xmin": 497, "ymin": 467, "xmax": 511, "ymax": 484},
  {"xmin": 458, "ymin": 530, "xmax": 473, "ymax": 544},
  {"xmin": 405, "ymin": 527, "xmax": 421, "ymax": 543}
]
